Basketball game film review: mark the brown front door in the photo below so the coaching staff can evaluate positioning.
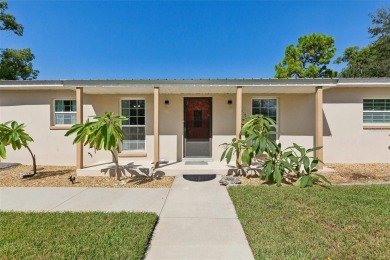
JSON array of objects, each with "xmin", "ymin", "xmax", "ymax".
[{"xmin": 184, "ymin": 97, "xmax": 212, "ymax": 157}]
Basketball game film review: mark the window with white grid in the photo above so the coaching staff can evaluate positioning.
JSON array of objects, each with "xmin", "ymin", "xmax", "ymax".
[
  {"xmin": 54, "ymin": 100, "xmax": 76, "ymax": 125},
  {"xmin": 252, "ymin": 98, "xmax": 278, "ymax": 140},
  {"xmin": 121, "ymin": 99, "xmax": 146, "ymax": 152},
  {"xmin": 363, "ymin": 99, "xmax": 390, "ymax": 125}
]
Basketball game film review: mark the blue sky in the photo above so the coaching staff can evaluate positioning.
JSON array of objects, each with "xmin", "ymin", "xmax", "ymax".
[{"xmin": 1, "ymin": 0, "xmax": 388, "ymax": 79}]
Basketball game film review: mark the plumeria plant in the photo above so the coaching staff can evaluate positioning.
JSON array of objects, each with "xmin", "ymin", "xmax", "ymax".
[
  {"xmin": 65, "ymin": 112, "xmax": 126, "ymax": 180},
  {"xmin": 220, "ymin": 114, "xmax": 331, "ymax": 188}
]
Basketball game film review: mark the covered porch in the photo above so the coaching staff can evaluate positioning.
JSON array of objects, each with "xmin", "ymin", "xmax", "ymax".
[{"xmin": 71, "ymin": 79, "xmax": 335, "ymax": 176}]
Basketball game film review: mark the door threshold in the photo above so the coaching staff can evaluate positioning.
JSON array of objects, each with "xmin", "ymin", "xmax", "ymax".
[{"xmin": 183, "ymin": 157, "xmax": 213, "ymax": 162}]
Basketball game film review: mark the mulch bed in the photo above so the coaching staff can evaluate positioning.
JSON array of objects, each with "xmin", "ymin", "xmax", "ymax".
[
  {"xmin": 0, "ymin": 165, "xmax": 174, "ymax": 188},
  {"xmin": 325, "ymin": 163, "xmax": 390, "ymax": 184},
  {"xmin": 1, "ymin": 163, "xmax": 389, "ymax": 188},
  {"xmin": 239, "ymin": 163, "xmax": 390, "ymax": 186}
]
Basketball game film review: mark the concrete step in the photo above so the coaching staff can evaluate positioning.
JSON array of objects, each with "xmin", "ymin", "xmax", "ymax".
[{"xmin": 77, "ymin": 161, "xmax": 238, "ymax": 177}]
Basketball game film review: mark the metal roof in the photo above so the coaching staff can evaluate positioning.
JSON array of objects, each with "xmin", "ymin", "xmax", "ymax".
[{"xmin": 0, "ymin": 78, "xmax": 389, "ymax": 94}]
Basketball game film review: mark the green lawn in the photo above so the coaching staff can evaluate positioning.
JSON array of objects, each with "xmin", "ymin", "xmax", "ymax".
[
  {"xmin": 0, "ymin": 211, "xmax": 158, "ymax": 259},
  {"xmin": 229, "ymin": 185, "xmax": 390, "ymax": 260}
]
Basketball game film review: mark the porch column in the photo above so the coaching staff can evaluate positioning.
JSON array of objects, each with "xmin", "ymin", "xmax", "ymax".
[
  {"xmin": 76, "ymin": 87, "xmax": 83, "ymax": 169},
  {"xmin": 154, "ymin": 87, "xmax": 160, "ymax": 169},
  {"xmin": 236, "ymin": 86, "xmax": 243, "ymax": 139},
  {"xmin": 315, "ymin": 86, "xmax": 324, "ymax": 169}
]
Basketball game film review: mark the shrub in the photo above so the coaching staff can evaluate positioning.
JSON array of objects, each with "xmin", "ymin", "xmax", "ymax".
[{"xmin": 220, "ymin": 114, "xmax": 331, "ymax": 187}]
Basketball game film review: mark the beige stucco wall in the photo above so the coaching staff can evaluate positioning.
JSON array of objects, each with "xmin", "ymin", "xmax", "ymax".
[
  {"xmin": 86, "ymin": 93, "xmax": 237, "ymax": 163},
  {"xmin": 1, "ymin": 88, "xmax": 389, "ymax": 166},
  {"xmin": 242, "ymin": 90, "xmax": 390, "ymax": 163},
  {"xmin": 159, "ymin": 94, "xmax": 236, "ymax": 162},
  {"xmin": 83, "ymin": 94, "xmax": 155, "ymax": 165},
  {"xmin": 0, "ymin": 91, "xmax": 156, "ymax": 166},
  {"xmin": 0, "ymin": 90, "xmax": 77, "ymax": 166},
  {"xmin": 242, "ymin": 93, "xmax": 316, "ymax": 149},
  {"xmin": 0, "ymin": 91, "xmax": 236, "ymax": 165},
  {"xmin": 323, "ymin": 87, "xmax": 390, "ymax": 163}
]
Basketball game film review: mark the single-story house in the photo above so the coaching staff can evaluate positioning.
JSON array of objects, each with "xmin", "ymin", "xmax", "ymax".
[{"xmin": 0, "ymin": 78, "xmax": 389, "ymax": 174}]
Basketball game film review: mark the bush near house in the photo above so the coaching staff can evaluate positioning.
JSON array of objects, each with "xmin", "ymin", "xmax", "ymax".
[
  {"xmin": 229, "ymin": 185, "xmax": 390, "ymax": 259},
  {"xmin": 220, "ymin": 114, "xmax": 330, "ymax": 187},
  {"xmin": 0, "ymin": 211, "xmax": 158, "ymax": 259}
]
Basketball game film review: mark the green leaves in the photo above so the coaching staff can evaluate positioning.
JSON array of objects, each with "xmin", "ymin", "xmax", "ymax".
[
  {"xmin": 220, "ymin": 113, "xmax": 331, "ymax": 188},
  {"xmin": 219, "ymin": 137, "xmax": 243, "ymax": 165},
  {"xmin": 337, "ymin": 7, "xmax": 390, "ymax": 77},
  {"xmin": 0, "ymin": 2, "xmax": 39, "ymax": 80},
  {"xmin": 295, "ymin": 173, "xmax": 331, "ymax": 188},
  {"xmin": 65, "ymin": 112, "xmax": 125, "ymax": 153},
  {"xmin": 262, "ymin": 141, "xmax": 330, "ymax": 188},
  {"xmin": 220, "ymin": 114, "xmax": 277, "ymax": 168},
  {"xmin": 274, "ymin": 167, "xmax": 282, "ymax": 186},
  {"xmin": 0, "ymin": 120, "xmax": 34, "ymax": 159},
  {"xmin": 241, "ymin": 149, "xmax": 250, "ymax": 167},
  {"xmin": 0, "ymin": 120, "xmax": 37, "ymax": 174},
  {"xmin": 275, "ymin": 33, "xmax": 337, "ymax": 78},
  {"xmin": 0, "ymin": 1, "xmax": 24, "ymax": 36},
  {"xmin": 0, "ymin": 142, "xmax": 5, "ymax": 159},
  {"xmin": 65, "ymin": 112, "xmax": 127, "ymax": 180},
  {"xmin": 0, "ymin": 48, "xmax": 39, "ymax": 80},
  {"xmin": 226, "ymin": 147, "xmax": 234, "ymax": 164}
]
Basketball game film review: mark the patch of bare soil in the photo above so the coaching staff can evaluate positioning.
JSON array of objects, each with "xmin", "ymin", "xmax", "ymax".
[
  {"xmin": 239, "ymin": 174, "xmax": 265, "ymax": 186},
  {"xmin": 238, "ymin": 163, "xmax": 390, "ymax": 186},
  {"xmin": 0, "ymin": 165, "xmax": 174, "ymax": 188},
  {"xmin": 325, "ymin": 163, "xmax": 390, "ymax": 184}
]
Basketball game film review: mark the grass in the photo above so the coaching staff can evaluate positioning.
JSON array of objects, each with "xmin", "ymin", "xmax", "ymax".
[
  {"xmin": 0, "ymin": 211, "xmax": 158, "ymax": 259},
  {"xmin": 229, "ymin": 185, "xmax": 390, "ymax": 260}
]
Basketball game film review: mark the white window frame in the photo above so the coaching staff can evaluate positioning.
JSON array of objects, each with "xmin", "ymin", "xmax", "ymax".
[
  {"xmin": 363, "ymin": 98, "xmax": 390, "ymax": 126},
  {"xmin": 120, "ymin": 98, "xmax": 146, "ymax": 153},
  {"xmin": 53, "ymin": 99, "xmax": 77, "ymax": 126},
  {"xmin": 251, "ymin": 97, "xmax": 279, "ymax": 141}
]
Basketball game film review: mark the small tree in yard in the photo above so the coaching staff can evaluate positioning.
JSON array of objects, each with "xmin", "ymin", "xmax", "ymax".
[
  {"xmin": 220, "ymin": 114, "xmax": 331, "ymax": 188},
  {"xmin": 65, "ymin": 112, "xmax": 126, "ymax": 180},
  {"xmin": 0, "ymin": 121, "xmax": 37, "ymax": 176},
  {"xmin": 220, "ymin": 114, "xmax": 276, "ymax": 169}
]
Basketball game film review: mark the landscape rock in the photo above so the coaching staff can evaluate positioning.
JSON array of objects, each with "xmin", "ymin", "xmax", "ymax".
[
  {"xmin": 219, "ymin": 176, "xmax": 241, "ymax": 186},
  {"xmin": 0, "ymin": 162, "xmax": 21, "ymax": 171},
  {"xmin": 18, "ymin": 173, "xmax": 35, "ymax": 179}
]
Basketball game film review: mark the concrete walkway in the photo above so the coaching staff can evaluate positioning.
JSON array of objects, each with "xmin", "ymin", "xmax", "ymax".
[
  {"xmin": 0, "ymin": 187, "xmax": 169, "ymax": 214},
  {"xmin": 145, "ymin": 174, "xmax": 254, "ymax": 260}
]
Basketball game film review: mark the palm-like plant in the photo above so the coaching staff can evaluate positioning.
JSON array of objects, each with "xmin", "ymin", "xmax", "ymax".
[
  {"xmin": 0, "ymin": 121, "xmax": 37, "ymax": 175},
  {"xmin": 220, "ymin": 114, "xmax": 277, "ymax": 168},
  {"xmin": 65, "ymin": 112, "xmax": 126, "ymax": 180}
]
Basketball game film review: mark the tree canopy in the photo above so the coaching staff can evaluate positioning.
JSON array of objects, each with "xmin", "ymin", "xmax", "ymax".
[
  {"xmin": 0, "ymin": 48, "xmax": 38, "ymax": 80},
  {"xmin": 0, "ymin": 1, "xmax": 39, "ymax": 80},
  {"xmin": 274, "ymin": 33, "xmax": 337, "ymax": 78},
  {"xmin": 336, "ymin": 6, "xmax": 390, "ymax": 77},
  {"xmin": 0, "ymin": 1, "xmax": 23, "ymax": 35}
]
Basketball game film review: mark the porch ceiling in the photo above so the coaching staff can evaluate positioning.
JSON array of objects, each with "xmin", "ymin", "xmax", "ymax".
[
  {"xmin": 80, "ymin": 85, "xmax": 320, "ymax": 94},
  {"xmin": 72, "ymin": 79, "xmax": 337, "ymax": 94}
]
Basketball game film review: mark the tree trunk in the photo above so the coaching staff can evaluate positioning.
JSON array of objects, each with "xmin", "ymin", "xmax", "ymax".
[
  {"xmin": 110, "ymin": 149, "xmax": 121, "ymax": 181},
  {"xmin": 26, "ymin": 145, "xmax": 37, "ymax": 175},
  {"xmin": 236, "ymin": 146, "xmax": 242, "ymax": 169}
]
